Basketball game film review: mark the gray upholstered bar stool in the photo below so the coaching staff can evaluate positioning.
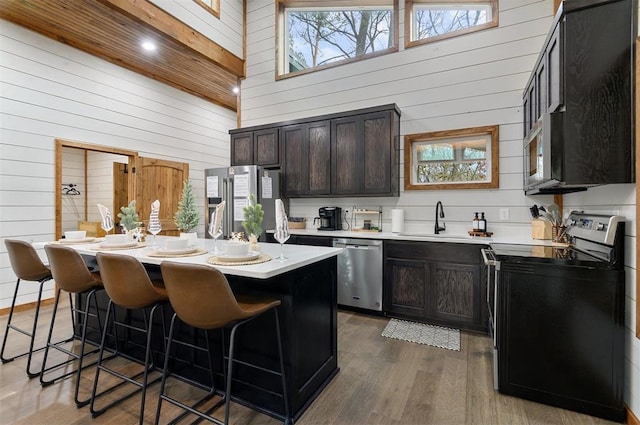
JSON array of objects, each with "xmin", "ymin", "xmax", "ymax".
[
  {"xmin": 90, "ymin": 252, "xmax": 168, "ymax": 424},
  {"xmin": 41, "ymin": 243, "xmax": 104, "ymax": 407},
  {"xmin": 156, "ymin": 262, "xmax": 292, "ymax": 425},
  {"xmin": 2, "ymin": 239, "xmax": 53, "ymax": 378}
]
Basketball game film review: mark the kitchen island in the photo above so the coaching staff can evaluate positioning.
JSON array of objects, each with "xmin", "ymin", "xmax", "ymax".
[{"xmin": 46, "ymin": 238, "xmax": 342, "ymax": 423}]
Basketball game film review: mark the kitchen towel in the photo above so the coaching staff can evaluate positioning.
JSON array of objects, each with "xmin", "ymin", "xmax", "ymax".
[{"xmin": 391, "ymin": 209, "xmax": 404, "ymax": 233}]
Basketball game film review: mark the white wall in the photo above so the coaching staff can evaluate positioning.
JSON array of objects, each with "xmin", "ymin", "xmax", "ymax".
[
  {"xmin": 0, "ymin": 19, "xmax": 237, "ymax": 308},
  {"xmin": 150, "ymin": 0, "xmax": 244, "ymax": 58},
  {"xmin": 242, "ymin": 0, "xmax": 638, "ymax": 416},
  {"xmin": 243, "ymin": 0, "xmax": 555, "ymax": 236}
]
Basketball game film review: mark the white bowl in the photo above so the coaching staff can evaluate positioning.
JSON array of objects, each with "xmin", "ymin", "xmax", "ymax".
[
  {"xmin": 65, "ymin": 230, "xmax": 86, "ymax": 240},
  {"xmin": 225, "ymin": 241, "xmax": 250, "ymax": 256},
  {"xmin": 104, "ymin": 234, "xmax": 131, "ymax": 245},
  {"xmin": 164, "ymin": 239, "xmax": 189, "ymax": 250}
]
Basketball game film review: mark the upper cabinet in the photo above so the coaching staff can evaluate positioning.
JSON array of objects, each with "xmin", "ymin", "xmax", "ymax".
[
  {"xmin": 230, "ymin": 104, "xmax": 401, "ymax": 198},
  {"xmin": 282, "ymin": 121, "xmax": 331, "ymax": 197},
  {"xmin": 332, "ymin": 110, "xmax": 399, "ymax": 196},
  {"xmin": 230, "ymin": 128, "xmax": 280, "ymax": 168},
  {"xmin": 522, "ymin": 0, "xmax": 633, "ymax": 193}
]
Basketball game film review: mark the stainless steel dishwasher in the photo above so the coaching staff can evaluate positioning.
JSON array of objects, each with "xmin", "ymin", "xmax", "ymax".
[{"xmin": 333, "ymin": 238, "xmax": 383, "ymax": 311}]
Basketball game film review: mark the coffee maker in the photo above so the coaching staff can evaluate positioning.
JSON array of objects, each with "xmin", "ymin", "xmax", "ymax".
[{"xmin": 314, "ymin": 207, "xmax": 342, "ymax": 231}]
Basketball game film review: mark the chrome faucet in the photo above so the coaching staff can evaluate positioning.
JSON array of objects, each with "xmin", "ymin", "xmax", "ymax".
[{"xmin": 434, "ymin": 201, "xmax": 446, "ymax": 234}]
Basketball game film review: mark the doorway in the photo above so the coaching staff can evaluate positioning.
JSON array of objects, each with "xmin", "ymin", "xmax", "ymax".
[
  {"xmin": 56, "ymin": 139, "xmax": 137, "ymax": 240},
  {"xmin": 55, "ymin": 139, "xmax": 191, "ymax": 239}
]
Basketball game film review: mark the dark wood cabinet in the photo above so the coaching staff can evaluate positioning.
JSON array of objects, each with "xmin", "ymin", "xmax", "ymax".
[
  {"xmin": 254, "ymin": 128, "xmax": 279, "ymax": 167},
  {"xmin": 545, "ymin": 24, "xmax": 561, "ymax": 114},
  {"xmin": 230, "ymin": 131, "xmax": 253, "ymax": 166},
  {"xmin": 522, "ymin": 0, "xmax": 633, "ymax": 188},
  {"xmin": 230, "ymin": 104, "xmax": 401, "ymax": 198},
  {"xmin": 430, "ymin": 262, "xmax": 480, "ymax": 326},
  {"xmin": 281, "ymin": 121, "xmax": 331, "ymax": 197},
  {"xmin": 384, "ymin": 240, "xmax": 487, "ymax": 333},
  {"xmin": 230, "ymin": 128, "xmax": 280, "ymax": 167},
  {"xmin": 331, "ymin": 110, "xmax": 399, "ymax": 196},
  {"xmin": 385, "ymin": 258, "xmax": 429, "ymax": 318}
]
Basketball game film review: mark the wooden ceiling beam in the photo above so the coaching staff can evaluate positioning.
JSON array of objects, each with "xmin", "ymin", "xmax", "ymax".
[
  {"xmin": 0, "ymin": 0, "xmax": 242, "ymax": 111},
  {"xmin": 98, "ymin": 0, "xmax": 244, "ymax": 77}
]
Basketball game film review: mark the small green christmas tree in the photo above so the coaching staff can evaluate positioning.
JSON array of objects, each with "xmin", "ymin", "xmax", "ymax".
[
  {"xmin": 242, "ymin": 194, "xmax": 264, "ymax": 238},
  {"xmin": 117, "ymin": 200, "xmax": 140, "ymax": 231},
  {"xmin": 174, "ymin": 179, "xmax": 199, "ymax": 232}
]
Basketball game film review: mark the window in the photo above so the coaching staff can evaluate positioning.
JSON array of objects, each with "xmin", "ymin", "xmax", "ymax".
[
  {"xmin": 194, "ymin": 0, "xmax": 220, "ymax": 19},
  {"xmin": 405, "ymin": 0, "xmax": 498, "ymax": 48},
  {"xmin": 404, "ymin": 125, "xmax": 499, "ymax": 190},
  {"xmin": 277, "ymin": 1, "xmax": 398, "ymax": 78}
]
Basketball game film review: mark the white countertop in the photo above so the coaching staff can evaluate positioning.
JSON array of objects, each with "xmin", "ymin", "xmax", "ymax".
[
  {"xmin": 36, "ymin": 237, "xmax": 343, "ymax": 280},
  {"xmin": 271, "ymin": 228, "xmax": 560, "ymax": 246}
]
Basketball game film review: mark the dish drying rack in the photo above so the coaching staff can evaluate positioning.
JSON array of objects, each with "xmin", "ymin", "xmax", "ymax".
[{"xmin": 351, "ymin": 206, "xmax": 382, "ymax": 232}]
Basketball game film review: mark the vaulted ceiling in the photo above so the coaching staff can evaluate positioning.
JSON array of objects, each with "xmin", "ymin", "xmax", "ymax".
[{"xmin": 0, "ymin": 0, "xmax": 244, "ymax": 111}]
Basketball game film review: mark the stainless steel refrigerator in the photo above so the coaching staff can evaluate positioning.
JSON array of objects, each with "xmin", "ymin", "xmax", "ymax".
[{"xmin": 204, "ymin": 165, "xmax": 282, "ymax": 240}]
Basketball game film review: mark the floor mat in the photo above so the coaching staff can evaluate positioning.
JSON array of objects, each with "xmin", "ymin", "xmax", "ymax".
[{"xmin": 381, "ymin": 318, "xmax": 460, "ymax": 351}]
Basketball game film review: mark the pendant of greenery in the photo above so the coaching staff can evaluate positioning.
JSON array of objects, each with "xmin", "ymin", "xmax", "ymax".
[
  {"xmin": 174, "ymin": 179, "xmax": 200, "ymax": 233},
  {"xmin": 242, "ymin": 194, "xmax": 264, "ymax": 238},
  {"xmin": 117, "ymin": 200, "xmax": 140, "ymax": 231}
]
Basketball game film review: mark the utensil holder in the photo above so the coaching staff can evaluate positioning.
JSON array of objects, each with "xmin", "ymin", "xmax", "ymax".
[{"xmin": 552, "ymin": 225, "xmax": 568, "ymax": 244}]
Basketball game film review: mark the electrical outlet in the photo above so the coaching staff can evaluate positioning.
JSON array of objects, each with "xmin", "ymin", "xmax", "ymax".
[{"xmin": 499, "ymin": 208, "xmax": 510, "ymax": 221}]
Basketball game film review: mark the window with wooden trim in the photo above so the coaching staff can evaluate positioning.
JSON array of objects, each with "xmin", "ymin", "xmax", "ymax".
[
  {"xmin": 277, "ymin": 0, "xmax": 399, "ymax": 78},
  {"xmin": 405, "ymin": 0, "xmax": 498, "ymax": 48},
  {"xmin": 194, "ymin": 0, "xmax": 220, "ymax": 19},
  {"xmin": 404, "ymin": 125, "xmax": 499, "ymax": 190}
]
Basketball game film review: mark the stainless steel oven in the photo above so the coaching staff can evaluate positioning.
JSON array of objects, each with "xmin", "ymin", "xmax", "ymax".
[{"xmin": 481, "ymin": 212, "xmax": 626, "ymax": 422}]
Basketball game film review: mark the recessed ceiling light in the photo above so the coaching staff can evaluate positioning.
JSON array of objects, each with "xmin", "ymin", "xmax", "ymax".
[
  {"xmin": 232, "ymin": 86, "xmax": 240, "ymax": 94},
  {"xmin": 141, "ymin": 41, "xmax": 157, "ymax": 52}
]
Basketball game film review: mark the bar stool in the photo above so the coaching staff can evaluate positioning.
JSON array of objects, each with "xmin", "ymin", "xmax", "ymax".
[
  {"xmin": 1, "ymin": 239, "xmax": 53, "ymax": 378},
  {"xmin": 41, "ymin": 243, "xmax": 104, "ymax": 407},
  {"xmin": 90, "ymin": 252, "xmax": 168, "ymax": 424},
  {"xmin": 156, "ymin": 262, "xmax": 292, "ymax": 425}
]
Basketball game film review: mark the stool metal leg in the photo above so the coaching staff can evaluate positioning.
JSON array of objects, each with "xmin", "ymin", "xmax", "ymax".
[
  {"xmin": 40, "ymin": 288, "xmax": 103, "ymax": 408},
  {"xmin": 90, "ymin": 301, "xmax": 165, "ymax": 424},
  {"xmin": 156, "ymin": 309, "xmax": 292, "ymax": 425},
  {"xmin": 0, "ymin": 276, "xmax": 51, "ymax": 378},
  {"xmin": 156, "ymin": 314, "xmax": 224, "ymax": 425}
]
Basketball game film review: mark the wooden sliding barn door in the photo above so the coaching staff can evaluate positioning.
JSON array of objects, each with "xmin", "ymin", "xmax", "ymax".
[{"xmin": 134, "ymin": 157, "xmax": 189, "ymax": 236}]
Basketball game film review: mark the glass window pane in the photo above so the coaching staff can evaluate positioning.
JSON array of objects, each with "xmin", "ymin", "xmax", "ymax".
[
  {"xmin": 416, "ymin": 143, "xmax": 454, "ymax": 161},
  {"xmin": 416, "ymin": 160, "xmax": 487, "ymax": 183},
  {"xmin": 412, "ymin": 2, "xmax": 493, "ymax": 42},
  {"xmin": 285, "ymin": 6, "xmax": 393, "ymax": 74}
]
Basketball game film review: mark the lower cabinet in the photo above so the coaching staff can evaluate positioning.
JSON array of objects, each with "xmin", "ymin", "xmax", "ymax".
[{"xmin": 384, "ymin": 241, "xmax": 487, "ymax": 333}]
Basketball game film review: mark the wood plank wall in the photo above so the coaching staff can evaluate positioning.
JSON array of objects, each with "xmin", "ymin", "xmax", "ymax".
[
  {"xmin": 241, "ymin": 0, "xmax": 557, "ymax": 238},
  {"xmin": 0, "ymin": 18, "xmax": 238, "ymax": 310}
]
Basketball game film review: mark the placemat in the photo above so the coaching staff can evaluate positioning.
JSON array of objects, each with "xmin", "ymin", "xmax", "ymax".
[
  {"xmin": 53, "ymin": 238, "xmax": 96, "ymax": 245},
  {"xmin": 146, "ymin": 247, "xmax": 208, "ymax": 258},
  {"xmin": 206, "ymin": 253, "xmax": 272, "ymax": 266},
  {"xmin": 90, "ymin": 242, "xmax": 147, "ymax": 251}
]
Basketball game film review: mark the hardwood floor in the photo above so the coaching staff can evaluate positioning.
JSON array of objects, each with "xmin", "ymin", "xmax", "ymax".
[{"xmin": 0, "ymin": 299, "xmax": 618, "ymax": 425}]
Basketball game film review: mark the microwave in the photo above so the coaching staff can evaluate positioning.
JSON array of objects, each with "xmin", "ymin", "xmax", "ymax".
[{"xmin": 523, "ymin": 112, "xmax": 583, "ymax": 195}]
